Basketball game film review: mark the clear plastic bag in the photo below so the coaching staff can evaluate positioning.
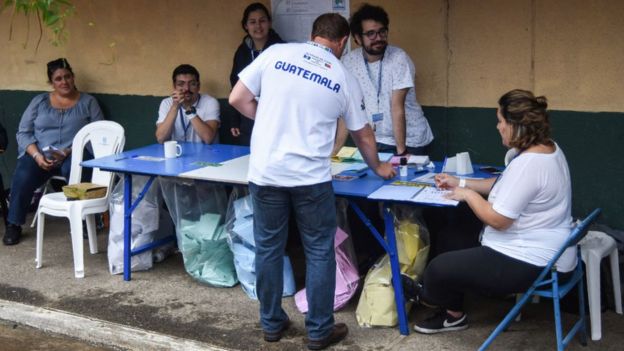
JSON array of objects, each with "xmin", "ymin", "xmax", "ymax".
[
  {"xmin": 159, "ymin": 177, "xmax": 236, "ymax": 287},
  {"xmin": 224, "ymin": 186, "xmax": 296, "ymax": 299},
  {"xmin": 356, "ymin": 204, "xmax": 430, "ymax": 327},
  {"xmin": 108, "ymin": 175, "xmax": 171, "ymax": 274}
]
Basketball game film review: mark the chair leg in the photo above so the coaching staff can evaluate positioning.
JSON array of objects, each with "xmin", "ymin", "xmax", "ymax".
[
  {"xmin": 35, "ymin": 211, "xmax": 45, "ymax": 268},
  {"xmin": 585, "ymin": 254, "xmax": 602, "ymax": 340},
  {"xmin": 69, "ymin": 210, "xmax": 85, "ymax": 278},
  {"xmin": 551, "ymin": 274, "xmax": 564, "ymax": 351},
  {"xmin": 609, "ymin": 249, "xmax": 623, "ymax": 314},
  {"xmin": 85, "ymin": 214, "xmax": 98, "ymax": 254}
]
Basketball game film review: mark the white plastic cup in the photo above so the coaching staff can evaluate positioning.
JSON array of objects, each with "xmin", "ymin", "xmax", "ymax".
[{"xmin": 164, "ymin": 141, "xmax": 182, "ymax": 158}]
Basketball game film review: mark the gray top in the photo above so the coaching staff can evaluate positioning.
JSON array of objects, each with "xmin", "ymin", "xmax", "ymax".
[{"xmin": 16, "ymin": 92, "xmax": 104, "ymax": 157}]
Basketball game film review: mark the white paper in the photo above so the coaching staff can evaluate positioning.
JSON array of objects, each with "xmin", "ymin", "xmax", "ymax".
[
  {"xmin": 367, "ymin": 185, "xmax": 423, "ymax": 202},
  {"xmin": 407, "ymin": 155, "xmax": 429, "ymax": 165},
  {"xmin": 331, "ymin": 162, "xmax": 368, "ymax": 176},
  {"xmin": 412, "ymin": 172, "xmax": 437, "ymax": 185},
  {"xmin": 411, "ymin": 187, "xmax": 459, "ymax": 206},
  {"xmin": 272, "ymin": 0, "xmax": 350, "ymax": 43},
  {"xmin": 180, "ymin": 155, "xmax": 249, "ymax": 184},
  {"xmin": 134, "ymin": 156, "xmax": 165, "ymax": 162}
]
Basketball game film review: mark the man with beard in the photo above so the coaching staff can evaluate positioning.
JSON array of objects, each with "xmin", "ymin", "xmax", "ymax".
[
  {"xmin": 337, "ymin": 4, "xmax": 433, "ymax": 156},
  {"xmin": 156, "ymin": 64, "xmax": 220, "ymax": 144}
]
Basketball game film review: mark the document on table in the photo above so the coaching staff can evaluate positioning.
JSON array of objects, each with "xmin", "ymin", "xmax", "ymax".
[
  {"xmin": 367, "ymin": 184, "xmax": 458, "ymax": 206},
  {"xmin": 331, "ymin": 162, "xmax": 368, "ymax": 175},
  {"xmin": 180, "ymin": 155, "xmax": 249, "ymax": 184}
]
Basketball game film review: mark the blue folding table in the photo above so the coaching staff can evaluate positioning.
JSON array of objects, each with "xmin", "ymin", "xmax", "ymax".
[{"xmin": 83, "ymin": 142, "xmax": 496, "ymax": 336}]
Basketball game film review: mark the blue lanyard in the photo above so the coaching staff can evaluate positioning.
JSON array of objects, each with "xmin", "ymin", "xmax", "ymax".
[
  {"xmin": 177, "ymin": 95, "xmax": 200, "ymax": 141},
  {"xmin": 363, "ymin": 51, "xmax": 383, "ymax": 112}
]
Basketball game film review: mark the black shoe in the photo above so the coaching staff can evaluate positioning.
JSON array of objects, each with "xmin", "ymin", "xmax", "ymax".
[
  {"xmin": 3, "ymin": 223, "xmax": 22, "ymax": 246},
  {"xmin": 401, "ymin": 274, "xmax": 422, "ymax": 303},
  {"xmin": 307, "ymin": 323, "xmax": 348, "ymax": 350},
  {"xmin": 413, "ymin": 310, "xmax": 469, "ymax": 334},
  {"xmin": 263, "ymin": 319, "xmax": 291, "ymax": 342}
]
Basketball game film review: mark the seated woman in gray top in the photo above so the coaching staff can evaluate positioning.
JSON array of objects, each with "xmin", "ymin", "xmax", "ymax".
[{"xmin": 3, "ymin": 58, "xmax": 104, "ymax": 246}]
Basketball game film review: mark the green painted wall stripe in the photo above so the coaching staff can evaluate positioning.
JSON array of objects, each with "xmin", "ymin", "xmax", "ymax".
[{"xmin": 1, "ymin": 90, "xmax": 622, "ymax": 229}]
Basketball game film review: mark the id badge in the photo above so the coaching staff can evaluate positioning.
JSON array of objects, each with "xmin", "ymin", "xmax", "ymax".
[{"xmin": 371, "ymin": 113, "xmax": 384, "ymax": 123}]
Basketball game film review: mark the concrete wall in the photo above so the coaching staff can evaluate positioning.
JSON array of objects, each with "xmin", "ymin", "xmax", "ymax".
[{"xmin": 2, "ymin": 0, "xmax": 623, "ymax": 111}]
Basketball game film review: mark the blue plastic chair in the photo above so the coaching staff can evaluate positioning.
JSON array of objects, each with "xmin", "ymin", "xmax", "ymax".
[{"xmin": 479, "ymin": 208, "xmax": 602, "ymax": 351}]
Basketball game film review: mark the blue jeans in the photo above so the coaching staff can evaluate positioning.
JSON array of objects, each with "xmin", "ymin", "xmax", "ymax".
[
  {"xmin": 8, "ymin": 152, "xmax": 91, "ymax": 226},
  {"xmin": 249, "ymin": 181, "xmax": 337, "ymax": 340}
]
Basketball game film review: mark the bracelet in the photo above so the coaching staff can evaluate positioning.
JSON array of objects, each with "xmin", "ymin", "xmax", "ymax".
[
  {"xmin": 32, "ymin": 152, "xmax": 41, "ymax": 160},
  {"xmin": 459, "ymin": 178, "xmax": 467, "ymax": 188}
]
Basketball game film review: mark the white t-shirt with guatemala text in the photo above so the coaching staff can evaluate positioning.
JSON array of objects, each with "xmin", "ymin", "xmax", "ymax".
[{"xmin": 238, "ymin": 42, "xmax": 369, "ymax": 187}]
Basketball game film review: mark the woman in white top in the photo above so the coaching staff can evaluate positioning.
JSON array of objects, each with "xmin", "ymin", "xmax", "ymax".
[{"xmin": 404, "ymin": 89, "xmax": 574, "ymax": 334}]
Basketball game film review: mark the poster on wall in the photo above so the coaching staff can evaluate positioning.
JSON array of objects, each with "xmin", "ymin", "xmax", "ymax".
[{"xmin": 271, "ymin": 0, "xmax": 350, "ymax": 43}]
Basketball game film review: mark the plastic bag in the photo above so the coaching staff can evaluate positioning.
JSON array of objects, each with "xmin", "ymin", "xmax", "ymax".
[
  {"xmin": 160, "ymin": 177, "xmax": 236, "ymax": 287},
  {"xmin": 356, "ymin": 204, "xmax": 430, "ymax": 327},
  {"xmin": 225, "ymin": 186, "xmax": 296, "ymax": 299},
  {"xmin": 108, "ymin": 175, "xmax": 174, "ymax": 274},
  {"xmin": 295, "ymin": 198, "xmax": 360, "ymax": 312}
]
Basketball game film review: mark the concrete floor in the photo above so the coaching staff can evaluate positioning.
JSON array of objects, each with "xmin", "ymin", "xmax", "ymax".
[{"xmin": 1, "ymin": 213, "xmax": 623, "ymax": 351}]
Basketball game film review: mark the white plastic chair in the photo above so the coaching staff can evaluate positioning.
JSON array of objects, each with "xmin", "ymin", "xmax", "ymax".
[
  {"xmin": 30, "ymin": 175, "xmax": 67, "ymax": 228},
  {"xmin": 35, "ymin": 121, "xmax": 125, "ymax": 278},
  {"xmin": 580, "ymin": 230, "xmax": 623, "ymax": 340}
]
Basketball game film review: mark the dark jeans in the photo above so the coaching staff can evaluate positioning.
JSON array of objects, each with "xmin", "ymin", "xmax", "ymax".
[
  {"xmin": 249, "ymin": 181, "xmax": 337, "ymax": 340},
  {"xmin": 377, "ymin": 142, "xmax": 428, "ymax": 156},
  {"xmin": 8, "ymin": 152, "xmax": 91, "ymax": 226},
  {"xmin": 420, "ymin": 246, "xmax": 547, "ymax": 311}
]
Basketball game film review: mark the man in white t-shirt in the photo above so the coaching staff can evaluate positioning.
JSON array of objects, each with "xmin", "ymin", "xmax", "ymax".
[
  {"xmin": 336, "ymin": 4, "xmax": 433, "ymax": 156},
  {"xmin": 229, "ymin": 13, "xmax": 395, "ymax": 350},
  {"xmin": 156, "ymin": 64, "xmax": 220, "ymax": 143}
]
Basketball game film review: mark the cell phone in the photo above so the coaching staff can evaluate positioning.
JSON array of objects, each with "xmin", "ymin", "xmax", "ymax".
[{"xmin": 480, "ymin": 166, "xmax": 502, "ymax": 174}]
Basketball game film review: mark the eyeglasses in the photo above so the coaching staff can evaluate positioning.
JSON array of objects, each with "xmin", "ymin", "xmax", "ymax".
[
  {"xmin": 175, "ymin": 80, "xmax": 199, "ymax": 88},
  {"xmin": 362, "ymin": 27, "xmax": 388, "ymax": 40}
]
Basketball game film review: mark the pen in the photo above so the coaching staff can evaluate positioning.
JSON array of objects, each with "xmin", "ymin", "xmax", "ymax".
[{"xmin": 115, "ymin": 155, "xmax": 136, "ymax": 161}]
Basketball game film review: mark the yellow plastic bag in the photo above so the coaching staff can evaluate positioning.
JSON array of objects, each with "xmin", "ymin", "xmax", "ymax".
[{"xmin": 356, "ymin": 207, "xmax": 430, "ymax": 327}]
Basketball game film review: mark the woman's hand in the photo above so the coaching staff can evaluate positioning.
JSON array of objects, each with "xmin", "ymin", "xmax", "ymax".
[
  {"xmin": 445, "ymin": 187, "xmax": 471, "ymax": 202},
  {"xmin": 434, "ymin": 173, "xmax": 459, "ymax": 189},
  {"xmin": 34, "ymin": 154, "xmax": 56, "ymax": 171},
  {"xmin": 230, "ymin": 127, "xmax": 241, "ymax": 137}
]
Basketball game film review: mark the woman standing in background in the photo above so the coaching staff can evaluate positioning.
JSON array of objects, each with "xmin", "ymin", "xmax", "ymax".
[{"xmin": 229, "ymin": 2, "xmax": 284, "ymax": 146}]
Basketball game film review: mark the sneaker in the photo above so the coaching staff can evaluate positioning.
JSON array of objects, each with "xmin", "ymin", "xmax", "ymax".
[
  {"xmin": 263, "ymin": 319, "xmax": 291, "ymax": 342},
  {"xmin": 307, "ymin": 323, "xmax": 348, "ymax": 350},
  {"xmin": 413, "ymin": 310, "xmax": 468, "ymax": 334},
  {"xmin": 401, "ymin": 274, "xmax": 422, "ymax": 303},
  {"xmin": 3, "ymin": 223, "xmax": 22, "ymax": 246}
]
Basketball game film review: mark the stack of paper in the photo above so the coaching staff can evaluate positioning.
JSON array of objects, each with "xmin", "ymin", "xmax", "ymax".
[{"xmin": 367, "ymin": 184, "xmax": 458, "ymax": 206}]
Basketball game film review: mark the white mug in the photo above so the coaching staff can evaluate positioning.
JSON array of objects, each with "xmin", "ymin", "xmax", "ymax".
[{"xmin": 164, "ymin": 141, "xmax": 182, "ymax": 158}]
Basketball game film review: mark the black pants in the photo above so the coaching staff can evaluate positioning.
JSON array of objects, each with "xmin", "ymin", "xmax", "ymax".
[{"xmin": 420, "ymin": 246, "xmax": 547, "ymax": 311}]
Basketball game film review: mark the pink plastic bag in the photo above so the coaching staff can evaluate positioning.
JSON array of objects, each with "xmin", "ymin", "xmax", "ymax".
[{"xmin": 295, "ymin": 227, "xmax": 360, "ymax": 313}]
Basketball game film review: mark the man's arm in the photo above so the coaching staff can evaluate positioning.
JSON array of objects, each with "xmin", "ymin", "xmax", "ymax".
[
  {"xmin": 189, "ymin": 118, "xmax": 219, "ymax": 144},
  {"xmin": 155, "ymin": 100, "xmax": 179, "ymax": 144},
  {"xmin": 229, "ymin": 81, "xmax": 257, "ymax": 120},
  {"xmin": 331, "ymin": 118, "xmax": 349, "ymax": 156},
  {"xmin": 390, "ymin": 88, "xmax": 408, "ymax": 154},
  {"xmin": 350, "ymin": 125, "xmax": 396, "ymax": 179}
]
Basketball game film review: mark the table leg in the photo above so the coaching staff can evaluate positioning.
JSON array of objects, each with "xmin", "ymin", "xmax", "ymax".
[
  {"xmin": 348, "ymin": 200, "xmax": 409, "ymax": 335},
  {"xmin": 123, "ymin": 173, "xmax": 132, "ymax": 281},
  {"xmin": 384, "ymin": 205, "xmax": 410, "ymax": 335}
]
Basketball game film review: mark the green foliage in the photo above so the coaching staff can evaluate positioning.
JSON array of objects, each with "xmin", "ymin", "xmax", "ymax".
[{"xmin": 1, "ymin": 0, "xmax": 75, "ymax": 50}]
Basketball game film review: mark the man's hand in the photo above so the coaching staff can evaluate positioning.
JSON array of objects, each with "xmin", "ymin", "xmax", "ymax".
[
  {"xmin": 171, "ymin": 89, "xmax": 189, "ymax": 106},
  {"xmin": 374, "ymin": 162, "xmax": 396, "ymax": 179}
]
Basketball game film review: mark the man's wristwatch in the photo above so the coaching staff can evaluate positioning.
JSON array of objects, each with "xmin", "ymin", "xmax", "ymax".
[
  {"xmin": 395, "ymin": 149, "xmax": 408, "ymax": 156},
  {"xmin": 185, "ymin": 106, "xmax": 197, "ymax": 119}
]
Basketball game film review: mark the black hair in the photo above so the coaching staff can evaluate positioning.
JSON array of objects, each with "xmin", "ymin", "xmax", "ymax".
[
  {"xmin": 172, "ymin": 64, "xmax": 200, "ymax": 84},
  {"xmin": 241, "ymin": 2, "xmax": 271, "ymax": 31},
  {"xmin": 46, "ymin": 58, "xmax": 73, "ymax": 83},
  {"xmin": 311, "ymin": 13, "xmax": 350, "ymax": 41},
  {"xmin": 349, "ymin": 3, "xmax": 390, "ymax": 37}
]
